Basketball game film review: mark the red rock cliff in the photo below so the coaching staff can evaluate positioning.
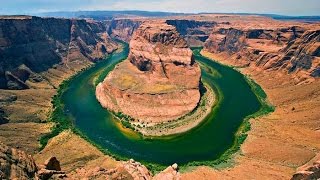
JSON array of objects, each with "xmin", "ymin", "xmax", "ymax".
[
  {"xmin": 0, "ymin": 16, "xmax": 118, "ymax": 89},
  {"xmin": 96, "ymin": 21, "xmax": 201, "ymax": 123},
  {"xmin": 204, "ymin": 23, "xmax": 320, "ymax": 82}
]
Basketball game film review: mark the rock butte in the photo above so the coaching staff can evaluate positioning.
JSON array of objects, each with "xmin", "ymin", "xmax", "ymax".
[{"xmin": 96, "ymin": 21, "xmax": 201, "ymax": 124}]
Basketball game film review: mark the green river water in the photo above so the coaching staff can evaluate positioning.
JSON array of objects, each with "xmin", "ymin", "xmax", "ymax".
[{"xmin": 62, "ymin": 43, "xmax": 263, "ymax": 166}]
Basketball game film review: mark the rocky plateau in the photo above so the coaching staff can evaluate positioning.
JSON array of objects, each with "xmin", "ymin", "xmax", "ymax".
[{"xmin": 96, "ymin": 21, "xmax": 201, "ymax": 124}]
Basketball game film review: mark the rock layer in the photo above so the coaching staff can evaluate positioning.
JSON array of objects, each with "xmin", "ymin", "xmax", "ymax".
[
  {"xmin": 106, "ymin": 19, "xmax": 142, "ymax": 42},
  {"xmin": 291, "ymin": 160, "xmax": 320, "ymax": 180},
  {"xmin": 204, "ymin": 24, "xmax": 320, "ymax": 82},
  {"xmin": 96, "ymin": 21, "xmax": 201, "ymax": 123},
  {"xmin": 0, "ymin": 142, "xmax": 38, "ymax": 179},
  {"xmin": 0, "ymin": 16, "xmax": 118, "ymax": 89},
  {"xmin": 166, "ymin": 19, "xmax": 216, "ymax": 47},
  {"xmin": 0, "ymin": 141, "xmax": 180, "ymax": 179}
]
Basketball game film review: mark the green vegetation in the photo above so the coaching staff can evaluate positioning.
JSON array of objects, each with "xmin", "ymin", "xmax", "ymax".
[
  {"xmin": 113, "ymin": 111, "xmax": 136, "ymax": 131},
  {"xmin": 39, "ymin": 78, "xmax": 74, "ymax": 149},
  {"xmin": 246, "ymin": 77, "xmax": 275, "ymax": 116}
]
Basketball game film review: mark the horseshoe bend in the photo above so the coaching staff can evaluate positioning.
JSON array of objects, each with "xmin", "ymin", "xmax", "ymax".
[
  {"xmin": 0, "ymin": 3, "xmax": 320, "ymax": 180},
  {"xmin": 96, "ymin": 21, "xmax": 214, "ymax": 136}
]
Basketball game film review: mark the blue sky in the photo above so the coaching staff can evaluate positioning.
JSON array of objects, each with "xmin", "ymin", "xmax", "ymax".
[{"xmin": 1, "ymin": 0, "xmax": 319, "ymax": 16}]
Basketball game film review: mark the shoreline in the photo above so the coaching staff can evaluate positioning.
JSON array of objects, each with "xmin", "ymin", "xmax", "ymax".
[{"xmin": 111, "ymin": 82, "xmax": 216, "ymax": 137}]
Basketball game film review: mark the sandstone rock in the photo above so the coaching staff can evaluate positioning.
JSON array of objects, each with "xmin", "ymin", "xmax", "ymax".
[
  {"xmin": 172, "ymin": 163, "xmax": 178, "ymax": 170},
  {"xmin": 0, "ymin": 94, "xmax": 17, "ymax": 103},
  {"xmin": 0, "ymin": 140, "xmax": 182, "ymax": 180},
  {"xmin": 96, "ymin": 21, "xmax": 201, "ymax": 124},
  {"xmin": 0, "ymin": 141, "xmax": 68, "ymax": 179},
  {"xmin": 106, "ymin": 19, "xmax": 216, "ymax": 47},
  {"xmin": 153, "ymin": 164, "xmax": 181, "ymax": 180},
  {"xmin": 44, "ymin": 157, "xmax": 61, "ymax": 171},
  {"xmin": 204, "ymin": 24, "xmax": 320, "ymax": 81},
  {"xmin": 67, "ymin": 160, "xmax": 183, "ymax": 180},
  {"xmin": 0, "ymin": 108, "xmax": 8, "ymax": 124},
  {"xmin": 166, "ymin": 20, "xmax": 216, "ymax": 47},
  {"xmin": 291, "ymin": 160, "xmax": 320, "ymax": 180},
  {"xmin": 68, "ymin": 160, "xmax": 152, "ymax": 180},
  {"xmin": 36, "ymin": 169, "xmax": 66, "ymax": 180},
  {"xmin": 0, "ymin": 141, "xmax": 38, "ymax": 179},
  {"xmin": 106, "ymin": 19, "xmax": 142, "ymax": 42},
  {"xmin": 0, "ymin": 16, "xmax": 118, "ymax": 89}
]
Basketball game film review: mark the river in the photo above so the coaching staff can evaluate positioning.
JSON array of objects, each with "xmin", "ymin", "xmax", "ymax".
[{"xmin": 62, "ymin": 43, "xmax": 262, "ymax": 166}]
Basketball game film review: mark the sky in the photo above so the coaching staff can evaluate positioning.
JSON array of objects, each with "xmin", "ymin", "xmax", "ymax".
[{"xmin": 0, "ymin": 0, "xmax": 319, "ymax": 16}]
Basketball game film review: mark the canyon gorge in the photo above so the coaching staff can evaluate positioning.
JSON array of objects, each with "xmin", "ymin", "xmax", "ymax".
[{"xmin": 0, "ymin": 13, "xmax": 319, "ymax": 180}]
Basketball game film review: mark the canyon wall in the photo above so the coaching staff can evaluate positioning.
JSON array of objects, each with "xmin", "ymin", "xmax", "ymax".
[
  {"xmin": 105, "ymin": 19, "xmax": 142, "ymax": 42},
  {"xmin": 204, "ymin": 24, "xmax": 320, "ymax": 81},
  {"xmin": 106, "ymin": 18, "xmax": 216, "ymax": 47},
  {"xmin": 0, "ymin": 16, "xmax": 118, "ymax": 89},
  {"xmin": 166, "ymin": 19, "xmax": 216, "ymax": 47}
]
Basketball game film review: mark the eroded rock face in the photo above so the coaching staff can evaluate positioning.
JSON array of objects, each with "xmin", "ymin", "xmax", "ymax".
[
  {"xmin": 166, "ymin": 19, "xmax": 217, "ymax": 47},
  {"xmin": 69, "ymin": 159, "xmax": 180, "ymax": 180},
  {"xmin": 128, "ymin": 22, "xmax": 195, "ymax": 71},
  {"xmin": 291, "ymin": 160, "xmax": 320, "ymax": 180},
  {"xmin": 204, "ymin": 25, "xmax": 320, "ymax": 81},
  {"xmin": 0, "ymin": 142, "xmax": 38, "ymax": 179},
  {"xmin": 96, "ymin": 21, "xmax": 201, "ymax": 123},
  {"xmin": 106, "ymin": 19, "xmax": 142, "ymax": 42},
  {"xmin": 0, "ymin": 142, "xmax": 179, "ymax": 180},
  {"xmin": 0, "ymin": 16, "xmax": 118, "ymax": 89},
  {"xmin": 68, "ymin": 160, "xmax": 143, "ymax": 179}
]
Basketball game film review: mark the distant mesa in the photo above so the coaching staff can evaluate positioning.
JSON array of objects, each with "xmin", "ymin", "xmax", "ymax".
[{"xmin": 96, "ymin": 21, "xmax": 201, "ymax": 127}]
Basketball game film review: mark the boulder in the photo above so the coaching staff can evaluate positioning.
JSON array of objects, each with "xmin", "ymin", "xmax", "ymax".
[{"xmin": 44, "ymin": 157, "xmax": 61, "ymax": 171}]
